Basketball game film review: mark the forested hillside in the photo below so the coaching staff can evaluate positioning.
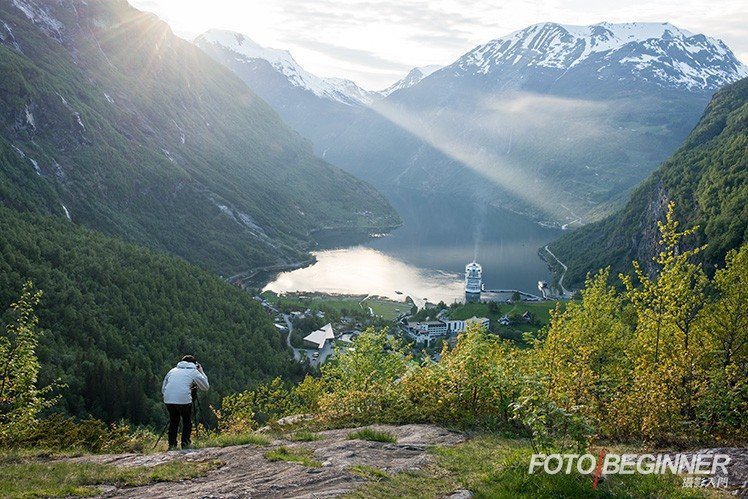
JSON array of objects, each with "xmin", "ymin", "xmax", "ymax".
[
  {"xmin": 0, "ymin": 207, "xmax": 299, "ymax": 425},
  {"xmin": 0, "ymin": 0, "xmax": 398, "ymax": 275},
  {"xmin": 550, "ymin": 76, "xmax": 748, "ymax": 288}
]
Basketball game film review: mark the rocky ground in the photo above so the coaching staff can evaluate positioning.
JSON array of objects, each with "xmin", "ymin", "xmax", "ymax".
[
  {"xmin": 72, "ymin": 424, "xmax": 465, "ymax": 498},
  {"xmin": 57, "ymin": 424, "xmax": 748, "ymax": 498}
]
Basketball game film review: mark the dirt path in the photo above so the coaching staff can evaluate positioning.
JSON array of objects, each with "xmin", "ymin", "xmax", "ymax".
[{"xmin": 73, "ymin": 424, "xmax": 465, "ymax": 498}]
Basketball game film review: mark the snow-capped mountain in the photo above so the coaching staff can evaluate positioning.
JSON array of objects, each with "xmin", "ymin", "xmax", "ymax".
[
  {"xmin": 316, "ymin": 22, "xmax": 748, "ymax": 225},
  {"xmin": 454, "ymin": 22, "xmax": 747, "ymax": 91},
  {"xmin": 380, "ymin": 65, "xmax": 443, "ymax": 97},
  {"xmin": 194, "ymin": 30, "xmax": 378, "ymax": 105},
  {"xmin": 197, "ymin": 20, "xmax": 747, "ymax": 226}
]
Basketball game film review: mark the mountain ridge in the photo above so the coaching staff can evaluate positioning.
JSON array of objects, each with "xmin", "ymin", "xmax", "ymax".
[
  {"xmin": 197, "ymin": 21, "xmax": 746, "ymax": 226},
  {"xmin": 195, "ymin": 29, "xmax": 379, "ymax": 106},
  {"xmin": 455, "ymin": 21, "xmax": 747, "ymax": 92},
  {"xmin": 0, "ymin": 0, "xmax": 399, "ymax": 275},
  {"xmin": 548, "ymin": 75, "xmax": 748, "ymax": 288}
]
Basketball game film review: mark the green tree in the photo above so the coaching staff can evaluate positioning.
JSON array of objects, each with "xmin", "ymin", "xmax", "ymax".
[
  {"xmin": 619, "ymin": 203, "xmax": 709, "ymax": 439},
  {"xmin": 539, "ymin": 269, "xmax": 629, "ymax": 437},
  {"xmin": 0, "ymin": 282, "xmax": 57, "ymax": 444},
  {"xmin": 317, "ymin": 329, "xmax": 412, "ymax": 424},
  {"xmin": 698, "ymin": 246, "xmax": 748, "ymax": 435}
]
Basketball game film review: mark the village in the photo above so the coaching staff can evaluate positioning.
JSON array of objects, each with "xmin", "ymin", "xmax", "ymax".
[{"xmin": 253, "ymin": 261, "xmax": 561, "ymax": 365}]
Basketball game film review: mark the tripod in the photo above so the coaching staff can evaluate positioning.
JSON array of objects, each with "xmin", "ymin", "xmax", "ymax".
[{"xmin": 191, "ymin": 386, "xmax": 202, "ymax": 438}]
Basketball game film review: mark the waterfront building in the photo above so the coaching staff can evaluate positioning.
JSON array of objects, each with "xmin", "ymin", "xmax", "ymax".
[
  {"xmin": 404, "ymin": 320, "xmax": 448, "ymax": 345},
  {"xmin": 445, "ymin": 316, "xmax": 490, "ymax": 333}
]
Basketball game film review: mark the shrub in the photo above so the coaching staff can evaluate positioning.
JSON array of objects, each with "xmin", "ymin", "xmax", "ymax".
[
  {"xmin": 12, "ymin": 413, "xmax": 154, "ymax": 453},
  {"xmin": 0, "ymin": 283, "xmax": 58, "ymax": 445}
]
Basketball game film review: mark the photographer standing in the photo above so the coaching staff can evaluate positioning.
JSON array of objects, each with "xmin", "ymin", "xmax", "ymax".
[{"xmin": 162, "ymin": 355, "xmax": 209, "ymax": 450}]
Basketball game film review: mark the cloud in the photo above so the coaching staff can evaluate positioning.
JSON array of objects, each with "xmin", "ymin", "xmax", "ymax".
[
  {"xmin": 129, "ymin": 0, "xmax": 748, "ymax": 89},
  {"xmin": 285, "ymin": 38, "xmax": 412, "ymax": 72}
]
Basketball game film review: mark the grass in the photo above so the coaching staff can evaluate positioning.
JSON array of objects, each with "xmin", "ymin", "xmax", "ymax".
[
  {"xmin": 0, "ymin": 459, "xmax": 221, "ymax": 498},
  {"xmin": 264, "ymin": 446, "xmax": 321, "ymax": 467},
  {"xmin": 347, "ymin": 428, "xmax": 397, "ymax": 443},
  {"xmin": 263, "ymin": 291, "xmax": 407, "ymax": 321},
  {"xmin": 192, "ymin": 432, "xmax": 271, "ymax": 449},
  {"xmin": 447, "ymin": 301, "xmax": 561, "ymax": 325},
  {"xmin": 349, "ymin": 464, "xmax": 390, "ymax": 482},
  {"xmin": 361, "ymin": 297, "xmax": 409, "ymax": 320},
  {"xmin": 286, "ymin": 431, "xmax": 324, "ymax": 442},
  {"xmin": 263, "ymin": 292, "xmax": 367, "ymax": 314},
  {"xmin": 348, "ymin": 435, "xmax": 708, "ymax": 498}
]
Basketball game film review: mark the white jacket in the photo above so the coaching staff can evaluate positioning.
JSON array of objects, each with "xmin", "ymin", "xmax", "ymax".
[{"xmin": 162, "ymin": 361, "xmax": 209, "ymax": 404}]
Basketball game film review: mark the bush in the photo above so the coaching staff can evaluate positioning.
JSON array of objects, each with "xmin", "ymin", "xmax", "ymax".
[{"xmin": 12, "ymin": 413, "xmax": 154, "ymax": 453}]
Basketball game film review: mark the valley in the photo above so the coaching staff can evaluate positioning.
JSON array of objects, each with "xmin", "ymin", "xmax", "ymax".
[
  {"xmin": 0, "ymin": 1, "xmax": 746, "ymax": 496},
  {"xmin": 265, "ymin": 189, "xmax": 560, "ymax": 304}
]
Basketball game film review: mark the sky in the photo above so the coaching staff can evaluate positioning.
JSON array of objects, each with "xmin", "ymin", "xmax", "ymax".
[{"xmin": 128, "ymin": 0, "xmax": 748, "ymax": 90}]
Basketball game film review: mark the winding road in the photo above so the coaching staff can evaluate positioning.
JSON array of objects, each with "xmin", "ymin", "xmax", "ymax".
[
  {"xmin": 544, "ymin": 245, "xmax": 571, "ymax": 298},
  {"xmin": 282, "ymin": 314, "xmax": 332, "ymax": 366}
]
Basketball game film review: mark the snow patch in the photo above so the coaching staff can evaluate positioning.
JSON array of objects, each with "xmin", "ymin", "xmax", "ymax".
[
  {"xmin": 53, "ymin": 161, "xmax": 65, "ymax": 181},
  {"xmin": 380, "ymin": 65, "xmax": 444, "ymax": 96},
  {"xmin": 72, "ymin": 112, "xmax": 85, "ymax": 130},
  {"xmin": 1, "ymin": 20, "xmax": 21, "ymax": 51},
  {"xmin": 214, "ymin": 200, "xmax": 267, "ymax": 235},
  {"xmin": 197, "ymin": 30, "xmax": 379, "ymax": 105},
  {"xmin": 171, "ymin": 119, "xmax": 186, "ymax": 144},
  {"xmin": 161, "ymin": 148, "xmax": 175, "ymax": 163},
  {"xmin": 456, "ymin": 21, "xmax": 748, "ymax": 91},
  {"xmin": 61, "ymin": 204, "xmax": 71, "ymax": 221}
]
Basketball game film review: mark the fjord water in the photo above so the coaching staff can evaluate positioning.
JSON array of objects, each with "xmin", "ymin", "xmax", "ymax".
[{"xmin": 265, "ymin": 190, "xmax": 560, "ymax": 304}]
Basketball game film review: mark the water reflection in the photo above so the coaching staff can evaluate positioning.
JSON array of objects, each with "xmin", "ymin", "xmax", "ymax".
[
  {"xmin": 265, "ymin": 247, "xmax": 464, "ymax": 307},
  {"xmin": 265, "ymin": 190, "xmax": 561, "ymax": 303}
]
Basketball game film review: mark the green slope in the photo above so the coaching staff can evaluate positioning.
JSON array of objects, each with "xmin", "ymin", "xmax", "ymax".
[
  {"xmin": 0, "ymin": 207, "xmax": 300, "ymax": 425},
  {"xmin": 0, "ymin": 0, "xmax": 398, "ymax": 275},
  {"xmin": 549, "ymin": 77, "xmax": 748, "ymax": 288}
]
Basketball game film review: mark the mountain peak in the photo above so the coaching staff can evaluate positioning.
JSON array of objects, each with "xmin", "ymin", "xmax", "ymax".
[
  {"xmin": 195, "ymin": 29, "xmax": 377, "ymax": 105},
  {"xmin": 380, "ymin": 64, "xmax": 443, "ymax": 96},
  {"xmin": 196, "ymin": 29, "xmax": 294, "ymax": 67},
  {"xmin": 457, "ymin": 21, "xmax": 747, "ymax": 91}
]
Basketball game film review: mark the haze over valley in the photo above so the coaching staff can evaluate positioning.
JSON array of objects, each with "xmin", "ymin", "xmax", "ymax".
[{"xmin": 0, "ymin": 2, "xmax": 747, "ymax": 495}]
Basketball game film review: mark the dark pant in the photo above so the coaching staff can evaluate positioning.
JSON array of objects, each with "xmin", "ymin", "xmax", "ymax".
[{"xmin": 166, "ymin": 403, "xmax": 192, "ymax": 448}]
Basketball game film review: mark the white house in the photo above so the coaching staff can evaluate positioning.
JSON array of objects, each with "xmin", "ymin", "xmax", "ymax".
[
  {"xmin": 446, "ymin": 316, "xmax": 490, "ymax": 333},
  {"xmin": 303, "ymin": 323, "xmax": 335, "ymax": 349},
  {"xmin": 404, "ymin": 320, "xmax": 448, "ymax": 345}
]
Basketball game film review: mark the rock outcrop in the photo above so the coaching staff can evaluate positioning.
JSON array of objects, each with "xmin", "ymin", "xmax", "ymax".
[{"xmin": 74, "ymin": 424, "xmax": 465, "ymax": 498}]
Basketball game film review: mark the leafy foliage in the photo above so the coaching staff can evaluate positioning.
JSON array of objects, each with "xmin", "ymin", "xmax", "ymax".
[
  {"xmin": 222, "ymin": 207, "xmax": 747, "ymax": 448},
  {"xmin": 0, "ymin": 282, "xmax": 57, "ymax": 444},
  {"xmin": 541, "ymin": 204, "xmax": 748, "ymax": 443}
]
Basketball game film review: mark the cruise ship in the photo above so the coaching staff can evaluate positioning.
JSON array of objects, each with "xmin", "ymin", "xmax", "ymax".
[{"xmin": 465, "ymin": 261, "xmax": 482, "ymax": 302}]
